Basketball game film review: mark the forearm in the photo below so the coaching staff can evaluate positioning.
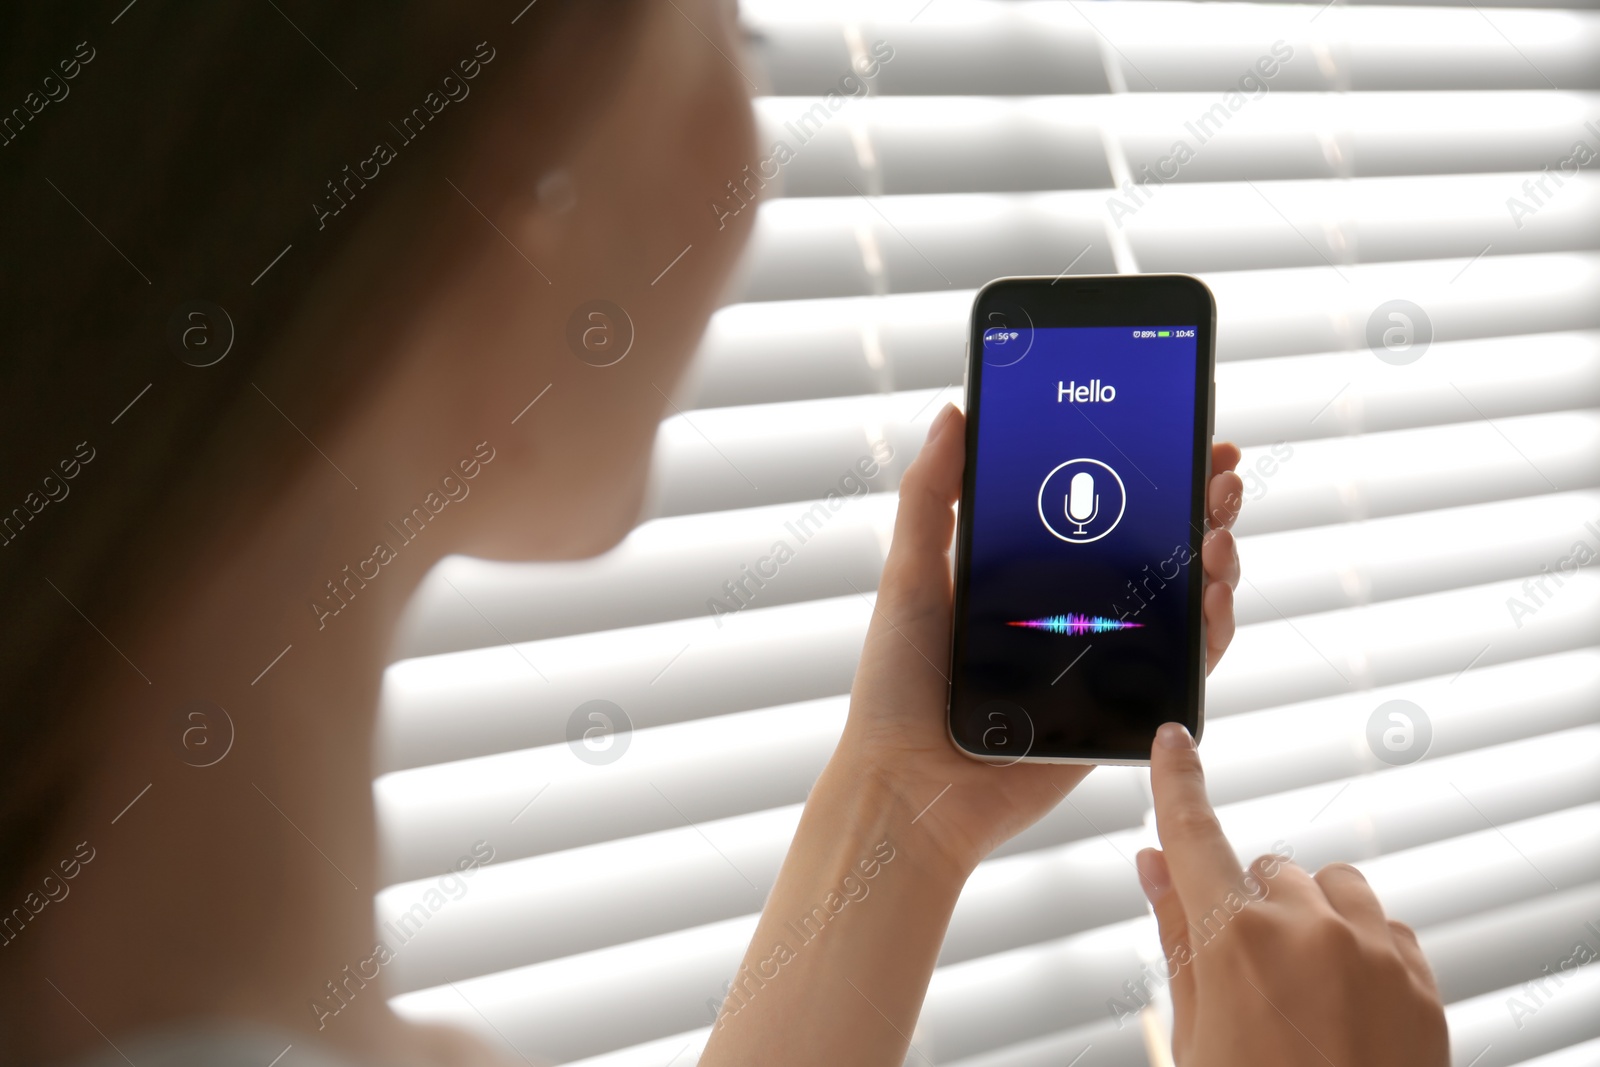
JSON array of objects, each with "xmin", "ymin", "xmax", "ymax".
[{"xmin": 699, "ymin": 754, "xmax": 969, "ymax": 1067}]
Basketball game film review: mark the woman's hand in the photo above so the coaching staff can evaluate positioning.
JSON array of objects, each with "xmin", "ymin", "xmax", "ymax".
[
  {"xmin": 836, "ymin": 404, "xmax": 1246, "ymax": 875},
  {"xmin": 1140, "ymin": 723, "xmax": 1449, "ymax": 1067},
  {"xmin": 704, "ymin": 411, "xmax": 1245, "ymax": 1067}
]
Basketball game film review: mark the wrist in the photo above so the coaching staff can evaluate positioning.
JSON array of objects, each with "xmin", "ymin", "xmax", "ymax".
[
  {"xmin": 705, "ymin": 748, "xmax": 973, "ymax": 1064},
  {"xmin": 810, "ymin": 750, "xmax": 978, "ymax": 893}
]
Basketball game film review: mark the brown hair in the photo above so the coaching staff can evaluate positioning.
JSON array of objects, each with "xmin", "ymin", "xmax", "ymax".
[{"xmin": 0, "ymin": 1, "xmax": 645, "ymax": 896}]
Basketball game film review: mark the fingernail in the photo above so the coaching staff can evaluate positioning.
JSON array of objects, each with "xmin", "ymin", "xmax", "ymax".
[
  {"xmin": 1156, "ymin": 722, "xmax": 1194, "ymax": 750},
  {"xmin": 1137, "ymin": 848, "xmax": 1171, "ymax": 903},
  {"xmin": 927, "ymin": 403, "xmax": 958, "ymax": 441}
]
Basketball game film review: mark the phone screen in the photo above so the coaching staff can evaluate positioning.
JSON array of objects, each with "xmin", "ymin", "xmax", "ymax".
[{"xmin": 948, "ymin": 278, "xmax": 1213, "ymax": 763}]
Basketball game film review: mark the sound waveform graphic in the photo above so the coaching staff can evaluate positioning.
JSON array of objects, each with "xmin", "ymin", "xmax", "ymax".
[{"xmin": 1007, "ymin": 614, "xmax": 1144, "ymax": 635}]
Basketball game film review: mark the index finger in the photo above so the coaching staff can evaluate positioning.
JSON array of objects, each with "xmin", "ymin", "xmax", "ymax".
[{"xmin": 1149, "ymin": 722, "xmax": 1248, "ymax": 909}]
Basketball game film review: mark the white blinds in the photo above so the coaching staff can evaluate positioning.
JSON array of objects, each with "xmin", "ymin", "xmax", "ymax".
[{"xmin": 376, "ymin": 2, "xmax": 1600, "ymax": 1065}]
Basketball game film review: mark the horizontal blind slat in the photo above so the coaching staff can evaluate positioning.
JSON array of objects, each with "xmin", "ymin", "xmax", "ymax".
[
  {"xmin": 1343, "ymin": 805, "xmax": 1600, "ymax": 936},
  {"xmin": 1206, "ymin": 571, "xmax": 1600, "ymax": 715},
  {"xmin": 743, "ymin": 1, "xmax": 1600, "ymax": 93},
  {"xmin": 378, "ymin": 595, "xmax": 869, "ymax": 772},
  {"xmin": 1504, "ymin": 1037, "xmax": 1600, "ymax": 1067},
  {"xmin": 1208, "ymin": 726, "xmax": 1600, "ymax": 875},
  {"xmin": 756, "ymin": 92, "xmax": 1600, "ymax": 196},
  {"xmin": 1419, "ymin": 882, "xmax": 1600, "ymax": 1003},
  {"xmin": 726, "ymin": 176, "xmax": 1600, "ymax": 303},
  {"xmin": 1445, "ymin": 954, "xmax": 1600, "ymax": 1066},
  {"xmin": 1201, "ymin": 650, "xmax": 1600, "ymax": 798},
  {"xmin": 389, "ymin": 495, "xmax": 895, "ymax": 659},
  {"xmin": 1217, "ymin": 332, "xmax": 1600, "ymax": 447},
  {"xmin": 1226, "ymin": 411, "xmax": 1600, "ymax": 537},
  {"xmin": 1232, "ymin": 490, "xmax": 1600, "ymax": 624},
  {"xmin": 390, "ymin": 916, "xmax": 754, "ymax": 1064}
]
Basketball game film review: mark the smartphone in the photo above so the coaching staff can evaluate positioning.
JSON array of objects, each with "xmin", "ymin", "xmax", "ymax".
[{"xmin": 946, "ymin": 274, "xmax": 1216, "ymax": 765}]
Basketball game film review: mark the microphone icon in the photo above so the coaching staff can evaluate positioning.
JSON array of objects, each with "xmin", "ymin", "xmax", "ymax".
[
  {"xmin": 1039, "ymin": 459, "xmax": 1124, "ymax": 544},
  {"xmin": 1066, "ymin": 471, "xmax": 1099, "ymax": 535}
]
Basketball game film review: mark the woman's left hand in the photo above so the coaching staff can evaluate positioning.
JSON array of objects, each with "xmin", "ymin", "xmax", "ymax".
[{"xmin": 833, "ymin": 404, "xmax": 1244, "ymax": 876}]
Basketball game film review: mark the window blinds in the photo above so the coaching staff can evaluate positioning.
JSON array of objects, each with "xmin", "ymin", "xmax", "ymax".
[{"xmin": 375, "ymin": 2, "xmax": 1600, "ymax": 1065}]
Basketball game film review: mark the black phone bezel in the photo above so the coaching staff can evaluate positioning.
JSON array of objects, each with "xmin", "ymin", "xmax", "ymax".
[{"xmin": 947, "ymin": 273, "xmax": 1218, "ymax": 764}]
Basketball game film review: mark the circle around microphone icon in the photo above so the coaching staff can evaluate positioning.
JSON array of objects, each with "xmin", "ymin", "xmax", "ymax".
[{"xmin": 1038, "ymin": 458, "xmax": 1126, "ymax": 543}]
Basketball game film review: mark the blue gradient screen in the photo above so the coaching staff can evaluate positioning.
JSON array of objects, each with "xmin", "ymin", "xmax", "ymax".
[{"xmin": 952, "ymin": 324, "xmax": 1203, "ymax": 758}]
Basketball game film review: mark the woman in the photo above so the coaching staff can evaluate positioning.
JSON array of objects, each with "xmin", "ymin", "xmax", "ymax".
[{"xmin": 0, "ymin": 2, "xmax": 1446, "ymax": 1064}]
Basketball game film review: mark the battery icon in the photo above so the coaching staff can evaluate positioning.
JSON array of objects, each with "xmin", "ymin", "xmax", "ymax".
[{"xmin": 1157, "ymin": 330, "xmax": 1171, "ymax": 337}]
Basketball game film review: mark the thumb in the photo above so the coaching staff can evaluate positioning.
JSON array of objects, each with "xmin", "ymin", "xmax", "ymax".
[
  {"xmin": 874, "ymin": 402, "xmax": 964, "ymax": 624},
  {"xmin": 1138, "ymin": 848, "xmax": 1195, "ymax": 1050},
  {"xmin": 847, "ymin": 403, "xmax": 965, "ymax": 731}
]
